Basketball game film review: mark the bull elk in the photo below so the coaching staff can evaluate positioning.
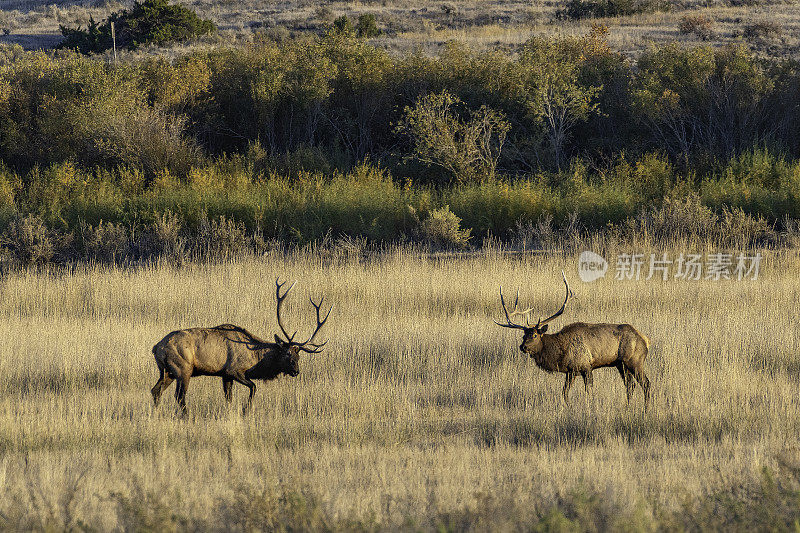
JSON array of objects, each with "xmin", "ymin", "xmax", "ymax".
[
  {"xmin": 151, "ymin": 278, "xmax": 331, "ymax": 415},
  {"xmin": 495, "ymin": 272, "xmax": 651, "ymax": 409}
]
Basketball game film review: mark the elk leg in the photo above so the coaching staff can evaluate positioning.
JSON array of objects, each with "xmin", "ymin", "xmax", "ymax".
[
  {"xmin": 581, "ymin": 370, "xmax": 593, "ymax": 395},
  {"xmin": 175, "ymin": 375, "xmax": 190, "ymax": 417},
  {"xmin": 151, "ymin": 367, "xmax": 174, "ymax": 407},
  {"xmin": 232, "ymin": 375, "xmax": 257, "ymax": 415},
  {"xmin": 617, "ymin": 364, "xmax": 636, "ymax": 404},
  {"xmin": 634, "ymin": 369, "xmax": 651, "ymax": 410},
  {"xmin": 222, "ymin": 377, "xmax": 233, "ymax": 403},
  {"xmin": 562, "ymin": 372, "xmax": 576, "ymax": 404}
]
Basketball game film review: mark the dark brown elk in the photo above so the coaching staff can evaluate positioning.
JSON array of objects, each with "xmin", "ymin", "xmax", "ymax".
[
  {"xmin": 151, "ymin": 278, "xmax": 331, "ymax": 415},
  {"xmin": 495, "ymin": 272, "xmax": 651, "ymax": 409}
]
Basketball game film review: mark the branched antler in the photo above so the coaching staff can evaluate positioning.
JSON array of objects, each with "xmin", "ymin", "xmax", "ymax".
[
  {"xmin": 274, "ymin": 278, "xmax": 332, "ymax": 353},
  {"xmin": 494, "ymin": 271, "xmax": 573, "ymax": 330},
  {"xmin": 495, "ymin": 287, "xmax": 533, "ymax": 329},
  {"xmin": 295, "ymin": 296, "xmax": 332, "ymax": 353},
  {"xmin": 275, "ymin": 278, "xmax": 297, "ymax": 343},
  {"xmin": 537, "ymin": 271, "xmax": 573, "ymax": 327}
]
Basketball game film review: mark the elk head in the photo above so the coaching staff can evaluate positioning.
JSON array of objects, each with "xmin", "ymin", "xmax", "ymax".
[
  {"xmin": 272, "ymin": 277, "xmax": 332, "ymax": 377},
  {"xmin": 495, "ymin": 271, "xmax": 573, "ymax": 357}
]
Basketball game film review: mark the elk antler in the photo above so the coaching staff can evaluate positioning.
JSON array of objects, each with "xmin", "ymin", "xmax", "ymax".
[
  {"xmin": 494, "ymin": 287, "xmax": 534, "ymax": 329},
  {"xmin": 295, "ymin": 296, "xmax": 332, "ymax": 354},
  {"xmin": 537, "ymin": 270, "xmax": 573, "ymax": 327},
  {"xmin": 275, "ymin": 278, "xmax": 298, "ymax": 343},
  {"xmin": 274, "ymin": 278, "xmax": 332, "ymax": 352}
]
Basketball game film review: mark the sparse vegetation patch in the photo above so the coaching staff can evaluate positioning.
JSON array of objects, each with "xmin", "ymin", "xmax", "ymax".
[{"xmin": 679, "ymin": 14, "xmax": 714, "ymax": 40}]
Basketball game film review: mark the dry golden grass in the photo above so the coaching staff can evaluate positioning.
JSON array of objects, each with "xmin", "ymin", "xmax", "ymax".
[{"xmin": 0, "ymin": 248, "xmax": 798, "ymax": 528}]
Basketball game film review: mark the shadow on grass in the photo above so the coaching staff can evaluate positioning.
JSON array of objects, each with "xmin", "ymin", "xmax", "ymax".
[
  {"xmin": 10, "ymin": 461, "xmax": 791, "ymax": 531},
  {"xmin": 1, "ymin": 369, "xmax": 124, "ymax": 395},
  {"xmin": 467, "ymin": 408, "xmax": 758, "ymax": 448}
]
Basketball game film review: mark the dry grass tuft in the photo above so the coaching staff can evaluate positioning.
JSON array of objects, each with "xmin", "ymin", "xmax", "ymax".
[{"xmin": 679, "ymin": 13, "xmax": 714, "ymax": 40}]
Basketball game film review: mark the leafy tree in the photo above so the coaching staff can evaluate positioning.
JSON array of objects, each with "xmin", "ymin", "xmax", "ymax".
[
  {"xmin": 396, "ymin": 91, "xmax": 509, "ymax": 183},
  {"xmin": 320, "ymin": 31, "xmax": 393, "ymax": 158},
  {"xmin": 519, "ymin": 36, "xmax": 602, "ymax": 171},
  {"xmin": 634, "ymin": 44, "xmax": 773, "ymax": 162}
]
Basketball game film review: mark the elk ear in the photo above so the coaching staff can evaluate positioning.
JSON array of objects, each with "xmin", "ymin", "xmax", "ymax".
[
  {"xmin": 539, "ymin": 325, "xmax": 549, "ymax": 334},
  {"xmin": 274, "ymin": 334, "xmax": 284, "ymax": 345}
]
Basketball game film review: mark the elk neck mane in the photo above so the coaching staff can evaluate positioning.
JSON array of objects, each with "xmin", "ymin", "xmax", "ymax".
[
  {"xmin": 533, "ymin": 333, "xmax": 567, "ymax": 373},
  {"xmin": 212, "ymin": 324, "xmax": 275, "ymax": 352}
]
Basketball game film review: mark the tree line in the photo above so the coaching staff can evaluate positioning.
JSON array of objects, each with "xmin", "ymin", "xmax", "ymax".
[{"xmin": 2, "ymin": 27, "xmax": 800, "ymax": 182}]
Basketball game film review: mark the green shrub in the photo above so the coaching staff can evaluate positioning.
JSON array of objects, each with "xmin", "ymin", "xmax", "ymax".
[
  {"xmin": 0, "ymin": 164, "xmax": 17, "ymax": 213},
  {"xmin": 634, "ymin": 44, "xmax": 771, "ymax": 161},
  {"xmin": 356, "ymin": 14, "xmax": 381, "ymax": 38},
  {"xmin": 445, "ymin": 177, "xmax": 554, "ymax": 238},
  {"xmin": 332, "ymin": 15, "xmax": 354, "ymax": 36},
  {"xmin": 94, "ymin": 105, "xmax": 200, "ymax": 177},
  {"xmin": 517, "ymin": 35, "xmax": 603, "ymax": 170},
  {"xmin": 0, "ymin": 51, "xmax": 198, "ymax": 176},
  {"xmin": 294, "ymin": 162, "xmax": 410, "ymax": 242},
  {"xmin": 558, "ymin": 0, "xmax": 668, "ymax": 20},
  {"xmin": 59, "ymin": 0, "xmax": 216, "ymax": 53},
  {"xmin": 412, "ymin": 205, "xmax": 472, "ymax": 249},
  {"xmin": 59, "ymin": 17, "xmax": 111, "ymax": 55},
  {"xmin": 603, "ymin": 152, "xmax": 674, "ymax": 201}
]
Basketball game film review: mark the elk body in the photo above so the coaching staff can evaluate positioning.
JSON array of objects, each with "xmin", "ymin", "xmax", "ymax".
[
  {"xmin": 496, "ymin": 272, "xmax": 651, "ymax": 409},
  {"xmin": 151, "ymin": 279, "xmax": 331, "ymax": 415}
]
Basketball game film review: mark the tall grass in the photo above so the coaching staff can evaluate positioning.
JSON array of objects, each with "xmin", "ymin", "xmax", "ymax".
[{"xmin": 0, "ymin": 251, "xmax": 798, "ymax": 529}]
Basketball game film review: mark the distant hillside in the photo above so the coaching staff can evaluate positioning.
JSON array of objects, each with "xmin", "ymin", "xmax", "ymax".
[{"xmin": 1, "ymin": 0, "xmax": 799, "ymax": 59}]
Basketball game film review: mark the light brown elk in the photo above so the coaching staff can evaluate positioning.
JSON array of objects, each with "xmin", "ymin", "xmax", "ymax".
[
  {"xmin": 495, "ymin": 272, "xmax": 651, "ymax": 409},
  {"xmin": 151, "ymin": 278, "xmax": 331, "ymax": 415}
]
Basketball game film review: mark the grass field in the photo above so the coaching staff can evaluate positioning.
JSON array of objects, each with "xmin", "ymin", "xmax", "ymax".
[{"xmin": 0, "ymin": 248, "xmax": 798, "ymax": 530}]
